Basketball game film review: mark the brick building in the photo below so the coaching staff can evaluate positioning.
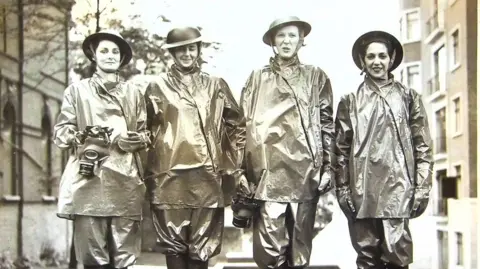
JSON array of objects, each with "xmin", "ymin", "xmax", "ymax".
[{"xmin": 418, "ymin": 0, "xmax": 477, "ymax": 268}]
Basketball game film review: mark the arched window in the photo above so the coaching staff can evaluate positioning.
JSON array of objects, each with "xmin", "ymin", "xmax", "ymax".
[
  {"xmin": 41, "ymin": 106, "xmax": 52, "ymax": 196},
  {"xmin": 2, "ymin": 100, "xmax": 17, "ymax": 195}
]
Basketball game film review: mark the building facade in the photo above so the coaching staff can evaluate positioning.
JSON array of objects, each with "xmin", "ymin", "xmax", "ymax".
[
  {"xmin": 0, "ymin": 0, "xmax": 74, "ymax": 265},
  {"xmin": 419, "ymin": 0, "xmax": 477, "ymax": 268},
  {"xmin": 396, "ymin": 1, "xmax": 438, "ymax": 269}
]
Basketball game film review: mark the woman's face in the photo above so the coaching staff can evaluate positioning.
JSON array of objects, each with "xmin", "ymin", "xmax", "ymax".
[
  {"xmin": 173, "ymin": 43, "xmax": 199, "ymax": 68},
  {"xmin": 94, "ymin": 40, "xmax": 121, "ymax": 72},
  {"xmin": 274, "ymin": 25, "xmax": 302, "ymax": 59},
  {"xmin": 363, "ymin": 42, "xmax": 391, "ymax": 80}
]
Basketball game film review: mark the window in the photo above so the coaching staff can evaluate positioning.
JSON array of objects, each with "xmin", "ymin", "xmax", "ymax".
[
  {"xmin": 455, "ymin": 232, "xmax": 463, "ymax": 265},
  {"xmin": 437, "ymin": 231, "xmax": 448, "ymax": 269},
  {"xmin": 2, "ymin": 97, "xmax": 17, "ymax": 196},
  {"xmin": 41, "ymin": 107, "xmax": 53, "ymax": 196},
  {"xmin": 400, "ymin": 10, "xmax": 421, "ymax": 42},
  {"xmin": 406, "ymin": 64, "xmax": 421, "ymax": 91},
  {"xmin": 453, "ymin": 97, "xmax": 461, "ymax": 134},
  {"xmin": 435, "ymin": 108, "xmax": 446, "ymax": 154},
  {"xmin": 451, "ymin": 29, "xmax": 460, "ymax": 67},
  {"xmin": 432, "ymin": 45, "xmax": 446, "ymax": 93},
  {"xmin": 406, "ymin": 11, "xmax": 420, "ymax": 41}
]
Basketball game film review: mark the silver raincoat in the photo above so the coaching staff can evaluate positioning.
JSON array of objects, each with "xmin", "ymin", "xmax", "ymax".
[
  {"xmin": 54, "ymin": 73, "xmax": 149, "ymax": 220},
  {"xmin": 144, "ymin": 65, "xmax": 245, "ymax": 209},
  {"xmin": 240, "ymin": 56, "xmax": 334, "ymax": 202},
  {"xmin": 335, "ymin": 76, "xmax": 434, "ymax": 219}
]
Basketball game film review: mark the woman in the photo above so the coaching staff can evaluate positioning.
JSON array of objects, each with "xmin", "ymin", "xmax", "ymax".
[
  {"xmin": 334, "ymin": 30, "xmax": 433, "ymax": 269},
  {"xmin": 54, "ymin": 29, "xmax": 150, "ymax": 269},
  {"xmin": 144, "ymin": 26, "xmax": 245, "ymax": 269},
  {"xmin": 235, "ymin": 16, "xmax": 335, "ymax": 269}
]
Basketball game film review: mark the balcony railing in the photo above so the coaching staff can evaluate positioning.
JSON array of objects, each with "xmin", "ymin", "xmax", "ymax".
[
  {"xmin": 427, "ymin": 74, "xmax": 440, "ymax": 96},
  {"xmin": 426, "ymin": 10, "xmax": 439, "ymax": 36},
  {"xmin": 435, "ymin": 198, "xmax": 448, "ymax": 216},
  {"xmin": 435, "ymin": 136, "xmax": 447, "ymax": 154}
]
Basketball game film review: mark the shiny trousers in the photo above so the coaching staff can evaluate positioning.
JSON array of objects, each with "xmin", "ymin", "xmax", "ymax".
[
  {"xmin": 151, "ymin": 207, "xmax": 225, "ymax": 262},
  {"xmin": 348, "ymin": 218, "xmax": 413, "ymax": 269},
  {"xmin": 73, "ymin": 216, "xmax": 141, "ymax": 269},
  {"xmin": 252, "ymin": 201, "xmax": 317, "ymax": 269}
]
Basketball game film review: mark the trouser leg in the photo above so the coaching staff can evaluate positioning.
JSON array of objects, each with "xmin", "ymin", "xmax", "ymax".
[
  {"xmin": 252, "ymin": 201, "xmax": 290, "ymax": 269},
  {"xmin": 107, "ymin": 217, "xmax": 142, "ymax": 269},
  {"xmin": 286, "ymin": 201, "xmax": 317, "ymax": 269},
  {"xmin": 380, "ymin": 219, "xmax": 412, "ymax": 268},
  {"xmin": 187, "ymin": 207, "xmax": 225, "ymax": 269},
  {"xmin": 151, "ymin": 207, "xmax": 190, "ymax": 269},
  {"xmin": 74, "ymin": 216, "xmax": 110, "ymax": 268},
  {"xmin": 347, "ymin": 218, "xmax": 385, "ymax": 269}
]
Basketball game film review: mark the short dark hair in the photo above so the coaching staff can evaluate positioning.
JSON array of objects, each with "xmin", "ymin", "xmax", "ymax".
[
  {"xmin": 90, "ymin": 36, "xmax": 125, "ymax": 59},
  {"xmin": 359, "ymin": 38, "xmax": 394, "ymax": 59}
]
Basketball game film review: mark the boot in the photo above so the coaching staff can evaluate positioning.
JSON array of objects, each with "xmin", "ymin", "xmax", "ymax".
[
  {"xmin": 187, "ymin": 258, "xmax": 209, "ymax": 269},
  {"xmin": 166, "ymin": 254, "xmax": 188, "ymax": 269}
]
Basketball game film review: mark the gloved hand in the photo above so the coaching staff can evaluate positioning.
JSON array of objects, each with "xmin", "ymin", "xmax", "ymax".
[
  {"xmin": 65, "ymin": 128, "xmax": 86, "ymax": 146},
  {"xmin": 336, "ymin": 186, "xmax": 356, "ymax": 220},
  {"xmin": 117, "ymin": 131, "xmax": 148, "ymax": 153},
  {"xmin": 318, "ymin": 167, "xmax": 334, "ymax": 196},
  {"xmin": 410, "ymin": 188, "xmax": 430, "ymax": 219},
  {"xmin": 236, "ymin": 174, "xmax": 254, "ymax": 198}
]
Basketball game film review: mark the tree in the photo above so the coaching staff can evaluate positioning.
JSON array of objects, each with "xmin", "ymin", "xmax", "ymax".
[{"xmin": 72, "ymin": 4, "xmax": 222, "ymax": 80}]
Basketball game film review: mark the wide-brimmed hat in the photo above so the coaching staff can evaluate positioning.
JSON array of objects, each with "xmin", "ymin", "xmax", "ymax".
[
  {"xmin": 262, "ymin": 16, "xmax": 311, "ymax": 46},
  {"xmin": 82, "ymin": 29, "xmax": 133, "ymax": 67},
  {"xmin": 163, "ymin": 27, "xmax": 202, "ymax": 49},
  {"xmin": 351, "ymin": 30, "xmax": 403, "ymax": 72}
]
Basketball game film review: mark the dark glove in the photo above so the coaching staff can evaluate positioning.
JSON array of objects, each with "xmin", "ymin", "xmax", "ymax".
[
  {"xmin": 410, "ymin": 188, "xmax": 430, "ymax": 218},
  {"xmin": 236, "ymin": 174, "xmax": 254, "ymax": 198},
  {"xmin": 318, "ymin": 167, "xmax": 334, "ymax": 196},
  {"xmin": 336, "ymin": 186, "xmax": 356, "ymax": 220},
  {"xmin": 117, "ymin": 131, "xmax": 147, "ymax": 153}
]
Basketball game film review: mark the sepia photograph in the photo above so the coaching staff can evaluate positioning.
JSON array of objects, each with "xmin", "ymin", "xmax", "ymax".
[{"xmin": 0, "ymin": 0, "xmax": 478, "ymax": 268}]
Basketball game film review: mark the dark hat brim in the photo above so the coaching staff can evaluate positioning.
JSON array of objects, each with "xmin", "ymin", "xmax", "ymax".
[
  {"xmin": 163, "ymin": 36, "xmax": 203, "ymax": 49},
  {"xmin": 351, "ymin": 30, "xmax": 403, "ymax": 72},
  {"xmin": 82, "ymin": 32, "xmax": 133, "ymax": 67},
  {"xmin": 263, "ymin": 20, "xmax": 311, "ymax": 46}
]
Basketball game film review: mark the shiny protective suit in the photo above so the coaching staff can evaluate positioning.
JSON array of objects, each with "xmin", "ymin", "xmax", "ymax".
[
  {"xmin": 334, "ymin": 76, "xmax": 433, "ymax": 269},
  {"xmin": 144, "ymin": 64, "xmax": 245, "ymax": 268},
  {"xmin": 53, "ymin": 73, "xmax": 150, "ymax": 269},
  {"xmin": 239, "ymin": 55, "xmax": 335, "ymax": 268}
]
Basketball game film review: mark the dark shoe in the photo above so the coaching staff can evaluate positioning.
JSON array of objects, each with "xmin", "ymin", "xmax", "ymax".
[
  {"xmin": 83, "ymin": 266, "xmax": 107, "ymax": 269},
  {"xmin": 386, "ymin": 263, "xmax": 408, "ymax": 269},
  {"xmin": 166, "ymin": 254, "xmax": 188, "ymax": 269},
  {"xmin": 188, "ymin": 258, "xmax": 209, "ymax": 269}
]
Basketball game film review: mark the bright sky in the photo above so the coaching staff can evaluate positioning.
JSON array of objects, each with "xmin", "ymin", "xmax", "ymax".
[{"xmin": 72, "ymin": 0, "xmax": 400, "ymax": 106}]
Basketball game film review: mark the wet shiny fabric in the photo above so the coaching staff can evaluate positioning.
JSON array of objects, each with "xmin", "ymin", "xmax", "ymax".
[
  {"xmin": 144, "ymin": 65, "xmax": 245, "ymax": 208},
  {"xmin": 240, "ymin": 55, "xmax": 334, "ymax": 202},
  {"xmin": 73, "ymin": 216, "xmax": 141, "ymax": 268},
  {"xmin": 151, "ymin": 207, "xmax": 224, "ymax": 261},
  {"xmin": 54, "ymin": 73, "xmax": 148, "ymax": 219},
  {"xmin": 252, "ymin": 201, "xmax": 317, "ymax": 269},
  {"xmin": 334, "ymin": 76, "xmax": 433, "ymax": 218},
  {"xmin": 348, "ymin": 218, "xmax": 412, "ymax": 268}
]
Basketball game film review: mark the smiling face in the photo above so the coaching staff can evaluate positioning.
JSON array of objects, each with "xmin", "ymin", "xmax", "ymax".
[
  {"xmin": 363, "ymin": 42, "xmax": 391, "ymax": 80},
  {"xmin": 172, "ymin": 43, "xmax": 199, "ymax": 69},
  {"xmin": 273, "ymin": 24, "xmax": 302, "ymax": 59},
  {"xmin": 94, "ymin": 39, "xmax": 121, "ymax": 73}
]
